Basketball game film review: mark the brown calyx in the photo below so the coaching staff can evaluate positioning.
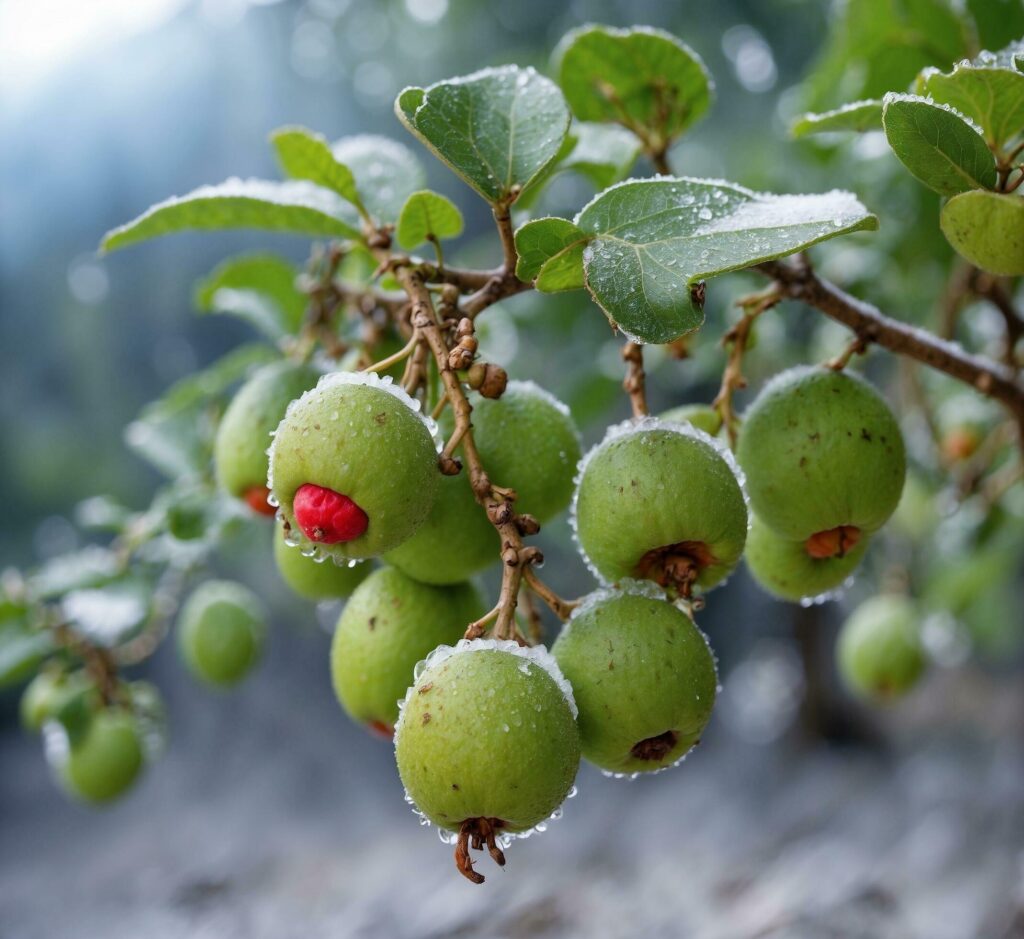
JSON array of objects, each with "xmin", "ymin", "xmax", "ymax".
[
  {"xmin": 633, "ymin": 541, "xmax": 717, "ymax": 597},
  {"xmin": 805, "ymin": 525, "xmax": 861, "ymax": 560},
  {"xmin": 630, "ymin": 730, "xmax": 679, "ymax": 762},
  {"xmin": 454, "ymin": 817, "xmax": 507, "ymax": 884}
]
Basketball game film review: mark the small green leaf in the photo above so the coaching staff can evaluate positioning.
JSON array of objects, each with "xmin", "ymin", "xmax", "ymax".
[
  {"xmin": 194, "ymin": 254, "xmax": 306, "ymax": 340},
  {"xmin": 920, "ymin": 64, "xmax": 1024, "ymax": 147},
  {"xmin": 555, "ymin": 25, "xmax": 712, "ymax": 144},
  {"xmin": 561, "ymin": 123, "xmax": 642, "ymax": 190},
  {"xmin": 575, "ymin": 177, "xmax": 878, "ymax": 344},
  {"xmin": 940, "ymin": 189, "xmax": 1024, "ymax": 275},
  {"xmin": 101, "ymin": 179, "xmax": 361, "ymax": 252},
  {"xmin": 396, "ymin": 66, "xmax": 570, "ymax": 204},
  {"xmin": 330, "ymin": 135, "xmax": 426, "ymax": 223},
  {"xmin": 62, "ymin": 581, "xmax": 151, "ymax": 648},
  {"xmin": 791, "ymin": 100, "xmax": 884, "ymax": 137},
  {"xmin": 271, "ymin": 126, "xmax": 365, "ymax": 212},
  {"xmin": 0, "ymin": 629, "xmax": 54, "ymax": 688},
  {"xmin": 882, "ymin": 93, "xmax": 998, "ymax": 194},
  {"xmin": 31, "ymin": 546, "xmax": 122, "ymax": 600},
  {"xmin": 396, "ymin": 190, "xmax": 464, "ymax": 250},
  {"xmin": 514, "ymin": 217, "xmax": 589, "ymax": 291}
]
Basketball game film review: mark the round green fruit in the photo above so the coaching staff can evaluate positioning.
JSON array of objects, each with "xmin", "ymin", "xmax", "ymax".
[
  {"xmin": 744, "ymin": 515, "xmax": 869, "ymax": 603},
  {"xmin": 214, "ymin": 361, "xmax": 320, "ymax": 515},
  {"xmin": 837, "ymin": 595, "xmax": 927, "ymax": 700},
  {"xmin": 552, "ymin": 584, "xmax": 718, "ymax": 775},
  {"xmin": 177, "ymin": 580, "xmax": 267, "ymax": 687},
  {"xmin": 395, "ymin": 641, "xmax": 580, "ymax": 871},
  {"xmin": 62, "ymin": 708, "xmax": 144, "ymax": 804},
  {"xmin": 572, "ymin": 418, "xmax": 748, "ymax": 594},
  {"xmin": 660, "ymin": 403, "xmax": 723, "ymax": 437},
  {"xmin": 385, "ymin": 381, "xmax": 580, "ymax": 585},
  {"xmin": 20, "ymin": 670, "xmax": 95, "ymax": 733},
  {"xmin": 736, "ymin": 367, "xmax": 905, "ymax": 549},
  {"xmin": 274, "ymin": 523, "xmax": 370, "ymax": 601},
  {"xmin": 269, "ymin": 372, "xmax": 441, "ymax": 561},
  {"xmin": 331, "ymin": 567, "xmax": 484, "ymax": 735},
  {"xmin": 940, "ymin": 190, "xmax": 1024, "ymax": 276}
]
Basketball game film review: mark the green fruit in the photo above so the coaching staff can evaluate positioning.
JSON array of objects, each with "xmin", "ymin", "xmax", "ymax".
[
  {"xmin": 177, "ymin": 580, "xmax": 267, "ymax": 687},
  {"xmin": 940, "ymin": 190, "xmax": 1024, "ymax": 276},
  {"xmin": 744, "ymin": 515, "xmax": 869, "ymax": 602},
  {"xmin": 837, "ymin": 595, "xmax": 927, "ymax": 700},
  {"xmin": 660, "ymin": 403, "xmax": 723, "ymax": 437},
  {"xmin": 20, "ymin": 670, "xmax": 95, "ymax": 733},
  {"xmin": 274, "ymin": 523, "xmax": 370, "ymax": 601},
  {"xmin": 214, "ymin": 361, "xmax": 320, "ymax": 512},
  {"xmin": 385, "ymin": 381, "xmax": 580, "ymax": 585},
  {"xmin": 552, "ymin": 584, "xmax": 718, "ymax": 775},
  {"xmin": 62, "ymin": 708, "xmax": 144, "ymax": 804},
  {"xmin": 331, "ymin": 567, "xmax": 484, "ymax": 734},
  {"xmin": 395, "ymin": 641, "xmax": 580, "ymax": 852},
  {"xmin": 269, "ymin": 372, "xmax": 441, "ymax": 561},
  {"xmin": 572, "ymin": 419, "xmax": 748, "ymax": 594},
  {"xmin": 736, "ymin": 367, "xmax": 905, "ymax": 546}
]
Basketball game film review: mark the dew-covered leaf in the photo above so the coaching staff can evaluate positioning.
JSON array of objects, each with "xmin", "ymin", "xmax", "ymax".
[
  {"xmin": 555, "ymin": 25, "xmax": 712, "ymax": 144},
  {"xmin": 396, "ymin": 66, "xmax": 570, "ymax": 204},
  {"xmin": 575, "ymin": 177, "xmax": 878, "ymax": 344},
  {"xmin": 514, "ymin": 217, "xmax": 589, "ymax": 291},
  {"xmin": 791, "ymin": 100, "xmax": 884, "ymax": 137},
  {"xmin": 194, "ymin": 254, "xmax": 306, "ymax": 340},
  {"xmin": 62, "ymin": 581, "xmax": 151, "ymax": 648},
  {"xmin": 30, "ymin": 546, "xmax": 123, "ymax": 599},
  {"xmin": 920, "ymin": 63, "xmax": 1024, "ymax": 147},
  {"xmin": 271, "ymin": 126, "xmax": 365, "ymax": 211},
  {"xmin": 882, "ymin": 93, "xmax": 998, "ymax": 194},
  {"xmin": 101, "ymin": 179, "xmax": 360, "ymax": 252},
  {"xmin": 396, "ymin": 190, "xmax": 464, "ymax": 250},
  {"xmin": 0, "ymin": 628, "xmax": 53, "ymax": 687},
  {"xmin": 330, "ymin": 135, "xmax": 426, "ymax": 223}
]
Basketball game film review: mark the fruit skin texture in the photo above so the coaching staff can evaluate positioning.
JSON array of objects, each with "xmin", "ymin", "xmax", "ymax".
[
  {"xmin": 552, "ymin": 587, "xmax": 717, "ymax": 775},
  {"xmin": 940, "ymin": 190, "xmax": 1024, "ymax": 276},
  {"xmin": 395, "ymin": 644, "xmax": 580, "ymax": 833},
  {"xmin": 385, "ymin": 381, "xmax": 580, "ymax": 585},
  {"xmin": 573, "ymin": 420, "xmax": 748, "ymax": 592},
  {"xmin": 331, "ymin": 567, "xmax": 483, "ymax": 732},
  {"xmin": 177, "ymin": 580, "xmax": 267, "ymax": 687},
  {"xmin": 63, "ymin": 708, "xmax": 144, "ymax": 804},
  {"xmin": 744, "ymin": 515, "xmax": 868, "ymax": 602},
  {"xmin": 736, "ymin": 367, "xmax": 905, "ymax": 542},
  {"xmin": 274, "ymin": 524, "xmax": 370, "ymax": 601},
  {"xmin": 270, "ymin": 374, "xmax": 440, "ymax": 560},
  {"xmin": 661, "ymin": 404, "xmax": 723, "ymax": 437},
  {"xmin": 214, "ymin": 361, "xmax": 320, "ymax": 507},
  {"xmin": 837, "ymin": 595, "xmax": 926, "ymax": 700}
]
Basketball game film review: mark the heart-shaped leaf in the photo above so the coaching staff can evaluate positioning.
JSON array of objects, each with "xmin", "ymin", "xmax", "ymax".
[
  {"xmin": 792, "ymin": 100, "xmax": 884, "ymax": 137},
  {"xmin": 940, "ymin": 189, "xmax": 1024, "ymax": 275},
  {"xmin": 396, "ymin": 190, "xmax": 464, "ymax": 250},
  {"xmin": 555, "ymin": 25, "xmax": 712, "ymax": 145},
  {"xmin": 330, "ymin": 135, "xmax": 426, "ymax": 223},
  {"xmin": 514, "ymin": 217, "xmax": 589, "ymax": 291},
  {"xmin": 194, "ymin": 254, "xmax": 306, "ymax": 340},
  {"xmin": 271, "ymin": 126, "xmax": 366, "ymax": 212},
  {"xmin": 396, "ymin": 66, "xmax": 570, "ymax": 204},
  {"xmin": 575, "ymin": 177, "xmax": 878, "ymax": 344},
  {"xmin": 882, "ymin": 93, "xmax": 997, "ymax": 195},
  {"xmin": 919, "ymin": 64, "xmax": 1024, "ymax": 147},
  {"xmin": 101, "ymin": 179, "xmax": 360, "ymax": 252}
]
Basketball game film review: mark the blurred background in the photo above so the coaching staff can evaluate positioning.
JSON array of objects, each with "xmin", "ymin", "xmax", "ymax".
[{"xmin": 1, "ymin": 0, "xmax": 1022, "ymax": 936}]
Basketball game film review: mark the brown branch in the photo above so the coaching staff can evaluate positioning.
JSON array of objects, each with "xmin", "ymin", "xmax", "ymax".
[
  {"xmin": 756, "ymin": 259, "xmax": 1024, "ymax": 441},
  {"xmin": 522, "ymin": 567, "xmax": 579, "ymax": 622},
  {"xmin": 621, "ymin": 341, "xmax": 649, "ymax": 417}
]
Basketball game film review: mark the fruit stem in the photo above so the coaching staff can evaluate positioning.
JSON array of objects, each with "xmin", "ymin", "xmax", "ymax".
[
  {"xmin": 522, "ymin": 567, "xmax": 579, "ymax": 622},
  {"xmin": 361, "ymin": 333, "xmax": 419, "ymax": 374},
  {"xmin": 825, "ymin": 334, "xmax": 868, "ymax": 372},
  {"xmin": 621, "ymin": 341, "xmax": 649, "ymax": 418}
]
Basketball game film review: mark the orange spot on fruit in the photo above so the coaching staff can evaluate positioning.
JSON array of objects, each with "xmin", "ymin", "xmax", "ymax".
[
  {"xmin": 805, "ymin": 525, "xmax": 860, "ymax": 559},
  {"xmin": 244, "ymin": 485, "xmax": 277, "ymax": 517}
]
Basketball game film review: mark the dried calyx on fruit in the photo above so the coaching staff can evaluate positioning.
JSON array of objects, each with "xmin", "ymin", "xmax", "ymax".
[
  {"xmin": 572, "ymin": 418, "xmax": 748, "ymax": 596},
  {"xmin": 269, "ymin": 372, "xmax": 442, "ymax": 562}
]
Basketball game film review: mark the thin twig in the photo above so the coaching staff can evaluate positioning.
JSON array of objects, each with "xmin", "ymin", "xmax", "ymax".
[{"xmin": 622, "ymin": 341, "xmax": 649, "ymax": 417}]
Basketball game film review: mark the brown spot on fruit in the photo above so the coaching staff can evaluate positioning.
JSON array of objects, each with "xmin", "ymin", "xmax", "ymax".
[{"xmin": 631, "ymin": 730, "xmax": 679, "ymax": 762}]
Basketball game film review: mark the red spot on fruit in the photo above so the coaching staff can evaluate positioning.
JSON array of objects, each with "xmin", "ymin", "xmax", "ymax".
[
  {"xmin": 805, "ymin": 525, "xmax": 861, "ymax": 559},
  {"xmin": 244, "ymin": 485, "xmax": 277, "ymax": 517},
  {"xmin": 367, "ymin": 720, "xmax": 394, "ymax": 740},
  {"xmin": 293, "ymin": 483, "xmax": 369, "ymax": 544}
]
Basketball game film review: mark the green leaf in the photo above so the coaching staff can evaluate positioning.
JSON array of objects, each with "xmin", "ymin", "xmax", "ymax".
[
  {"xmin": 967, "ymin": 0, "xmax": 1024, "ymax": 54},
  {"xmin": 940, "ymin": 189, "xmax": 1024, "ymax": 275},
  {"xmin": 330, "ymin": 135, "xmax": 426, "ymax": 223},
  {"xmin": 101, "ymin": 179, "xmax": 361, "ymax": 252},
  {"xmin": 882, "ymin": 93, "xmax": 998, "ymax": 194},
  {"xmin": 194, "ymin": 254, "xmax": 306, "ymax": 340},
  {"xmin": 31, "ymin": 546, "xmax": 122, "ymax": 600},
  {"xmin": 561, "ymin": 123, "xmax": 642, "ymax": 190},
  {"xmin": 396, "ymin": 66, "xmax": 570, "ymax": 204},
  {"xmin": 271, "ymin": 126, "xmax": 365, "ymax": 212},
  {"xmin": 791, "ymin": 100, "xmax": 884, "ymax": 137},
  {"xmin": 62, "ymin": 581, "xmax": 151, "ymax": 648},
  {"xmin": 514, "ymin": 217, "xmax": 589, "ymax": 291},
  {"xmin": 920, "ymin": 64, "xmax": 1024, "ymax": 147},
  {"xmin": 575, "ymin": 177, "xmax": 878, "ymax": 344},
  {"xmin": 396, "ymin": 190, "xmax": 464, "ymax": 250},
  {"xmin": 0, "ymin": 629, "xmax": 53, "ymax": 688},
  {"xmin": 555, "ymin": 25, "xmax": 712, "ymax": 144}
]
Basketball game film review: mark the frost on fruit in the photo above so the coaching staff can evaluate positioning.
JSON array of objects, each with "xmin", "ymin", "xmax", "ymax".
[
  {"xmin": 571, "ymin": 417, "xmax": 748, "ymax": 596},
  {"xmin": 394, "ymin": 639, "xmax": 580, "ymax": 883}
]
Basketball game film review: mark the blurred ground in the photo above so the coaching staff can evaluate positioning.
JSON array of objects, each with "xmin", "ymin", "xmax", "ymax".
[{"xmin": 2, "ymin": 625, "xmax": 1022, "ymax": 939}]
